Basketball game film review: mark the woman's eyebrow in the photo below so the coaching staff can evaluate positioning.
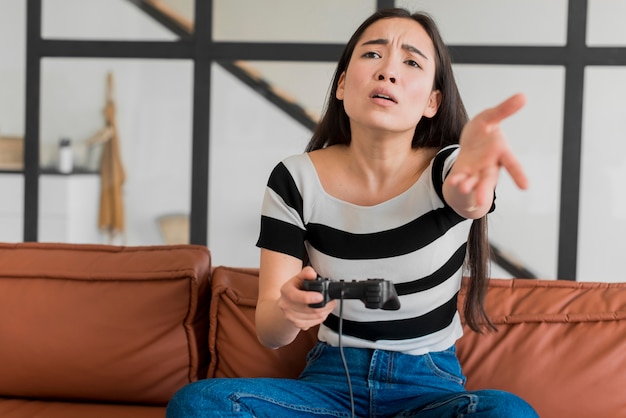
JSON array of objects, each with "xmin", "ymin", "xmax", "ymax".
[
  {"xmin": 402, "ymin": 44, "xmax": 428, "ymax": 60},
  {"xmin": 361, "ymin": 38, "xmax": 428, "ymax": 60}
]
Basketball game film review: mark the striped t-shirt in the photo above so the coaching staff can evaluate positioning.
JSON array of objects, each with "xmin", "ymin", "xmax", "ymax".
[{"xmin": 257, "ymin": 145, "xmax": 474, "ymax": 355}]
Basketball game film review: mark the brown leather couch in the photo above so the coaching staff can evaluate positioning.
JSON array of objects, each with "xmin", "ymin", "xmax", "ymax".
[{"xmin": 1, "ymin": 243, "xmax": 625, "ymax": 417}]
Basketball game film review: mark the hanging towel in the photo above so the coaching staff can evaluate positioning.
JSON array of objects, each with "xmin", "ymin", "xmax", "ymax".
[{"xmin": 98, "ymin": 72, "xmax": 126, "ymax": 241}]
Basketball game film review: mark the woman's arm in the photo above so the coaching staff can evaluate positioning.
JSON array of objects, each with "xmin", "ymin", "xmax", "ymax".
[
  {"xmin": 443, "ymin": 93, "xmax": 529, "ymax": 219},
  {"xmin": 256, "ymin": 248, "xmax": 336, "ymax": 349}
]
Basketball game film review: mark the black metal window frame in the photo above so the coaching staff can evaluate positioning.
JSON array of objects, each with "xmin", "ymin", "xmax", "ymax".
[{"xmin": 20, "ymin": 0, "xmax": 623, "ymax": 280}]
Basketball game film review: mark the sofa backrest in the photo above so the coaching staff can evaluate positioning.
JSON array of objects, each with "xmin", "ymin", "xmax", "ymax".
[
  {"xmin": 0, "ymin": 243, "xmax": 211, "ymax": 406},
  {"xmin": 209, "ymin": 266, "xmax": 626, "ymax": 418},
  {"xmin": 456, "ymin": 278, "xmax": 626, "ymax": 418}
]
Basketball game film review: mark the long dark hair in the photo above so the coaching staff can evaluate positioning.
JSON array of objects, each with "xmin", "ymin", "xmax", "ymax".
[{"xmin": 306, "ymin": 8, "xmax": 495, "ymax": 333}]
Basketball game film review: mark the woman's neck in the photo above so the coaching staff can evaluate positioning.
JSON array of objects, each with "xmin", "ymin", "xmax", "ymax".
[
  {"xmin": 345, "ymin": 129, "xmax": 432, "ymax": 188},
  {"xmin": 311, "ymin": 141, "xmax": 436, "ymax": 206}
]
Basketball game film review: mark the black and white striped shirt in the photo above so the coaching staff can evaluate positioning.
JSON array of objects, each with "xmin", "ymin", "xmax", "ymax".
[{"xmin": 257, "ymin": 145, "xmax": 474, "ymax": 354}]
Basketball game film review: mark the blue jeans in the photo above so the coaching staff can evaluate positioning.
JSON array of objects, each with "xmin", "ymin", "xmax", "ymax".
[{"xmin": 166, "ymin": 342, "xmax": 538, "ymax": 417}]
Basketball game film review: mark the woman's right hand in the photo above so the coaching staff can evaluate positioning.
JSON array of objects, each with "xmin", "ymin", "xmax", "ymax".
[
  {"xmin": 278, "ymin": 266, "xmax": 337, "ymax": 332},
  {"xmin": 256, "ymin": 249, "xmax": 336, "ymax": 349}
]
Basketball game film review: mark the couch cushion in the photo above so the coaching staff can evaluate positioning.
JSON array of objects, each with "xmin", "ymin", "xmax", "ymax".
[
  {"xmin": 457, "ymin": 278, "xmax": 626, "ymax": 418},
  {"xmin": 0, "ymin": 398, "xmax": 164, "ymax": 418},
  {"xmin": 0, "ymin": 243, "xmax": 211, "ymax": 405},
  {"xmin": 207, "ymin": 266, "xmax": 318, "ymax": 378}
]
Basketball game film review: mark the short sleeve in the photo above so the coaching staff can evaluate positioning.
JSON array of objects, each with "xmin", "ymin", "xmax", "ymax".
[
  {"xmin": 431, "ymin": 145, "xmax": 496, "ymax": 214},
  {"xmin": 256, "ymin": 162, "xmax": 307, "ymax": 260}
]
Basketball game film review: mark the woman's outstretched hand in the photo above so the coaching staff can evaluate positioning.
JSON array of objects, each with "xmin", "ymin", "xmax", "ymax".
[{"xmin": 445, "ymin": 93, "xmax": 529, "ymax": 218}]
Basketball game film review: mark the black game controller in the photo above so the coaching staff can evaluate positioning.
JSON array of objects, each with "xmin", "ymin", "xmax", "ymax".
[{"xmin": 303, "ymin": 276, "xmax": 401, "ymax": 310}]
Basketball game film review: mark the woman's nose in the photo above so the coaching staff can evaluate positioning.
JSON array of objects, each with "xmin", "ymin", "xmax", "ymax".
[{"xmin": 377, "ymin": 73, "xmax": 396, "ymax": 84}]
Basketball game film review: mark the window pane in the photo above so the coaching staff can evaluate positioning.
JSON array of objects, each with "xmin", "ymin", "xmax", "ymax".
[
  {"xmin": 579, "ymin": 67, "xmax": 626, "ymax": 282},
  {"xmin": 587, "ymin": 0, "xmax": 626, "ymax": 46},
  {"xmin": 208, "ymin": 62, "xmax": 312, "ymax": 266},
  {"xmin": 40, "ymin": 58, "xmax": 193, "ymax": 245},
  {"xmin": 397, "ymin": 0, "xmax": 568, "ymax": 46},
  {"xmin": 42, "ymin": 0, "xmax": 183, "ymax": 40},
  {"xmin": 0, "ymin": 0, "xmax": 26, "ymax": 146},
  {"xmin": 237, "ymin": 61, "xmax": 336, "ymax": 121},
  {"xmin": 454, "ymin": 65, "xmax": 564, "ymax": 279},
  {"xmin": 212, "ymin": 0, "xmax": 375, "ymax": 43}
]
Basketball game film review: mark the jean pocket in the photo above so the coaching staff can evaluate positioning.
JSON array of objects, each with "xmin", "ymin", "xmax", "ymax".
[{"xmin": 424, "ymin": 348, "xmax": 466, "ymax": 386}]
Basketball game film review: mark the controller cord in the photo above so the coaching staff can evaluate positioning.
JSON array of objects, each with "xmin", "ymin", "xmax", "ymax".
[{"xmin": 338, "ymin": 288, "xmax": 355, "ymax": 418}]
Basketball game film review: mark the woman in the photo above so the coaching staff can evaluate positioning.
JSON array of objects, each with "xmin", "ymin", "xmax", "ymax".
[{"xmin": 167, "ymin": 8, "xmax": 538, "ymax": 417}]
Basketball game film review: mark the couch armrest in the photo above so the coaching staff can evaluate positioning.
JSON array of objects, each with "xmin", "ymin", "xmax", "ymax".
[{"xmin": 0, "ymin": 243, "xmax": 211, "ymax": 405}]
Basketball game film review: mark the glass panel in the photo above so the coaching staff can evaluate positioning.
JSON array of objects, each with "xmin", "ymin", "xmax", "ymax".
[
  {"xmin": 0, "ymin": 0, "xmax": 26, "ymax": 156},
  {"xmin": 397, "ymin": 0, "xmax": 568, "ymax": 46},
  {"xmin": 208, "ymin": 63, "xmax": 312, "ymax": 266},
  {"xmin": 42, "ymin": 0, "xmax": 182, "ymax": 40},
  {"xmin": 0, "ymin": 174, "xmax": 24, "ymax": 242},
  {"xmin": 587, "ymin": 0, "xmax": 626, "ymax": 46},
  {"xmin": 40, "ymin": 58, "xmax": 193, "ymax": 245},
  {"xmin": 454, "ymin": 65, "xmax": 564, "ymax": 279},
  {"xmin": 212, "ymin": 0, "xmax": 375, "ymax": 43},
  {"xmin": 578, "ymin": 67, "xmax": 626, "ymax": 282},
  {"xmin": 237, "ymin": 61, "xmax": 337, "ymax": 122}
]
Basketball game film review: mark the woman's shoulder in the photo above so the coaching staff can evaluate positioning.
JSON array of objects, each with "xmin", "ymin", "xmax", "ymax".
[
  {"xmin": 278, "ymin": 152, "xmax": 315, "ymax": 174},
  {"xmin": 269, "ymin": 152, "xmax": 320, "ymax": 190},
  {"xmin": 431, "ymin": 145, "xmax": 460, "ymax": 174},
  {"xmin": 306, "ymin": 145, "xmax": 345, "ymax": 173},
  {"xmin": 307, "ymin": 144, "xmax": 344, "ymax": 159},
  {"xmin": 436, "ymin": 144, "xmax": 460, "ymax": 156}
]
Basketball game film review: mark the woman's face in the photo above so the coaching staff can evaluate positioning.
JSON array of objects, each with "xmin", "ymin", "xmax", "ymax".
[{"xmin": 337, "ymin": 17, "xmax": 441, "ymax": 137}]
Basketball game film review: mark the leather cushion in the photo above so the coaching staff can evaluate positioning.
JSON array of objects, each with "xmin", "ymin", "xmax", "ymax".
[
  {"xmin": 207, "ymin": 266, "xmax": 317, "ymax": 378},
  {"xmin": 457, "ymin": 278, "xmax": 626, "ymax": 418},
  {"xmin": 0, "ymin": 243, "xmax": 211, "ymax": 405},
  {"xmin": 0, "ymin": 398, "xmax": 164, "ymax": 418}
]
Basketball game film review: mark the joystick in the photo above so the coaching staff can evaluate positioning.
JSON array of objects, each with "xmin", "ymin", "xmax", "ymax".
[{"xmin": 303, "ymin": 276, "xmax": 401, "ymax": 310}]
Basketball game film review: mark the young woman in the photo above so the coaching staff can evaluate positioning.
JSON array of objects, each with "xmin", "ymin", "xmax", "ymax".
[{"xmin": 167, "ymin": 8, "xmax": 538, "ymax": 417}]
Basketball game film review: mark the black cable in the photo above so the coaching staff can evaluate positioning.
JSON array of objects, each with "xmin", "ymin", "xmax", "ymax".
[{"xmin": 338, "ymin": 288, "xmax": 355, "ymax": 418}]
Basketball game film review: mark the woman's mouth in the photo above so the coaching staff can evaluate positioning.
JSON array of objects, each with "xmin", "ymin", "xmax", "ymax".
[{"xmin": 371, "ymin": 91, "xmax": 397, "ymax": 103}]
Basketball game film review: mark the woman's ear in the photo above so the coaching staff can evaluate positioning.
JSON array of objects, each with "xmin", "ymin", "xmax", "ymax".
[
  {"xmin": 336, "ymin": 72, "xmax": 346, "ymax": 100},
  {"xmin": 424, "ymin": 90, "xmax": 442, "ymax": 118}
]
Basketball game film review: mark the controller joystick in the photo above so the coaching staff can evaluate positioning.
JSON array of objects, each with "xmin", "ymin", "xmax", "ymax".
[{"xmin": 303, "ymin": 276, "xmax": 401, "ymax": 310}]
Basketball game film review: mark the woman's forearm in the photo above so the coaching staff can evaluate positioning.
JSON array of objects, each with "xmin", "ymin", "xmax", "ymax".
[{"xmin": 255, "ymin": 299, "xmax": 302, "ymax": 349}]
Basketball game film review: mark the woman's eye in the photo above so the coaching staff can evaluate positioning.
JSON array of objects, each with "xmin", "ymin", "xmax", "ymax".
[
  {"xmin": 405, "ymin": 59, "xmax": 421, "ymax": 68},
  {"xmin": 362, "ymin": 51, "xmax": 381, "ymax": 59}
]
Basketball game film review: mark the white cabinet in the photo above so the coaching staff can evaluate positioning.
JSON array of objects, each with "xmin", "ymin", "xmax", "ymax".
[
  {"xmin": 0, "ymin": 174, "xmax": 102, "ymax": 243},
  {"xmin": 0, "ymin": 174, "xmax": 24, "ymax": 242},
  {"xmin": 39, "ymin": 174, "xmax": 101, "ymax": 243}
]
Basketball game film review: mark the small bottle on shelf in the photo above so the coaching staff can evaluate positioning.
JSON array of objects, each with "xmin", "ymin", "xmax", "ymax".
[{"xmin": 58, "ymin": 138, "xmax": 73, "ymax": 174}]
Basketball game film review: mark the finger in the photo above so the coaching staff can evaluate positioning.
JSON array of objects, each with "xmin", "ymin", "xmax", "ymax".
[
  {"xmin": 500, "ymin": 151, "xmax": 529, "ymax": 190},
  {"xmin": 458, "ymin": 174, "xmax": 480, "ymax": 194},
  {"xmin": 473, "ymin": 170, "xmax": 497, "ymax": 207},
  {"xmin": 304, "ymin": 290, "xmax": 324, "ymax": 305},
  {"xmin": 300, "ymin": 266, "xmax": 318, "ymax": 280},
  {"xmin": 478, "ymin": 93, "xmax": 526, "ymax": 126},
  {"xmin": 446, "ymin": 171, "xmax": 469, "ymax": 187}
]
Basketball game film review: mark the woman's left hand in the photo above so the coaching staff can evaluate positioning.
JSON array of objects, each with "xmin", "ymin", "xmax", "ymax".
[{"xmin": 445, "ymin": 93, "xmax": 529, "ymax": 217}]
